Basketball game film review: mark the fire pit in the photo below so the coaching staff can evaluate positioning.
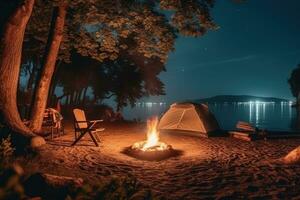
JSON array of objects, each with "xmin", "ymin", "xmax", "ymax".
[{"xmin": 123, "ymin": 117, "xmax": 182, "ymax": 161}]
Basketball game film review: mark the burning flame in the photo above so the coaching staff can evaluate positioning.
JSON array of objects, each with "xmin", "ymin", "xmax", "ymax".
[
  {"xmin": 132, "ymin": 116, "xmax": 169, "ymax": 151},
  {"xmin": 142, "ymin": 116, "xmax": 160, "ymax": 150}
]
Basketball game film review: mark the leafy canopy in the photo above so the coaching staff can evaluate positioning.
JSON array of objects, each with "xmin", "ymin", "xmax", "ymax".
[
  {"xmin": 26, "ymin": 0, "xmax": 216, "ymax": 63},
  {"xmin": 288, "ymin": 64, "xmax": 300, "ymax": 98},
  {"xmin": 23, "ymin": 0, "xmax": 216, "ymax": 108}
]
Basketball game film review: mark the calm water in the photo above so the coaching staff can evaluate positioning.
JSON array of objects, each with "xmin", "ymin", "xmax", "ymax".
[{"xmin": 122, "ymin": 102, "xmax": 299, "ymax": 131}]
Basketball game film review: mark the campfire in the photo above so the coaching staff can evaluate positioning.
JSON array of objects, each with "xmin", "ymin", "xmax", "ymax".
[
  {"xmin": 131, "ymin": 117, "xmax": 171, "ymax": 151},
  {"xmin": 123, "ymin": 116, "xmax": 181, "ymax": 161}
]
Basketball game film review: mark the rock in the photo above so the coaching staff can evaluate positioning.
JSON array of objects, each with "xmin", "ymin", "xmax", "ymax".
[
  {"xmin": 283, "ymin": 146, "xmax": 300, "ymax": 164},
  {"xmin": 30, "ymin": 136, "xmax": 46, "ymax": 149}
]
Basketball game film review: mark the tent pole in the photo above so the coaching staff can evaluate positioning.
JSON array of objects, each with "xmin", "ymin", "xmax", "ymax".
[{"xmin": 177, "ymin": 109, "xmax": 186, "ymax": 128}]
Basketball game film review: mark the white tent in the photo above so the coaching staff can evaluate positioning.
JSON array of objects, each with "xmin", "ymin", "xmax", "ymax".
[{"xmin": 158, "ymin": 103, "xmax": 220, "ymax": 136}]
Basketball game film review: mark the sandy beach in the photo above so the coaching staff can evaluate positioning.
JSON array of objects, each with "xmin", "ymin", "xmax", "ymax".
[{"xmin": 20, "ymin": 123, "xmax": 300, "ymax": 199}]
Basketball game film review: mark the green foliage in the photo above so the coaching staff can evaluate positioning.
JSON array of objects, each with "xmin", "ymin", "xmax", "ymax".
[
  {"xmin": 107, "ymin": 60, "xmax": 144, "ymax": 110},
  {"xmin": 68, "ymin": 175, "xmax": 152, "ymax": 200},
  {"xmin": 161, "ymin": 0, "xmax": 217, "ymax": 36},
  {"xmin": 0, "ymin": 166, "xmax": 25, "ymax": 200},
  {"xmin": 25, "ymin": 0, "xmax": 215, "ymax": 63},
  {"xmin": 0, "ymin": 165, "xmax": 154, "ymax": 200},
  {"xmin": 0, "ymin": 138, "xmax": 24, "ymax": 200},
  {"xmin": 56, "ymin": 52, "xmax": 165, "ymax": 109},
  {"xmin": 22, "ymin": 0, "xmax": 216, "ymax": 109},
  {"xmin": 288, "ymin": 64, "xmax": 300, "ymax": 98},
  {"xmin": 0, "ymin": 135, "xmax": 15, "ymax": 169}
]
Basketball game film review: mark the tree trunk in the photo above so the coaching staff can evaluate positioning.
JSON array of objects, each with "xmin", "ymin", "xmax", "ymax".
[
  {"xmin": 27, "ymin": 58, "xmax": 39, "ymax": 92},
  {"xmin": 70, "ymin": 91, "xmax": 75, "ymax": 105},
  {"xmin": 74, "ymin": 91, "xmax": 78, "ymax": 105},
  {"xmin": 297, "ymin": 93, "xmax": 300, "ymax": 107},
  {"xmin": 0, "ymin": 0, "xmax": 36, "ymax": 136},
  {"xmin": 81, "ymin": 87, "xmax": 88, "ymax": 105},
  {"xmin": 29, "ymin": 3, "xmax": 67, "ymax": 133},
  {"xmin": 28, "ymin": 55, "xmax": 42, "ymax": 118},
  {"xmin": 77, "ymin": 89, "xmax": 83, "ymax": 105},
  {"xmin": 47, "ymin": 60, "xmax": 61, "ymax": 106},
  {"xmin": 69, "ymin": 94, "xmax": 72, "ymax": 105},
  {"xmin": 73, "ymin": 93, "xmax": 76, "ymax": 105},
  {"xmin": 66, "ymin": 95, "xmax": 70, "ymax": 106}
]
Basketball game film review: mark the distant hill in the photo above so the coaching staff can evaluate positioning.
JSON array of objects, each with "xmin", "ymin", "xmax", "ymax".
[{"xmin": 192, "ymin": 95, "xmax": 290, "ymax": 104}]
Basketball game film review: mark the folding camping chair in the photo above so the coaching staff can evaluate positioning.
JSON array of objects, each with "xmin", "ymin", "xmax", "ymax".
[
  {"xmin": 72, "ymin": 108, "xmax": 104, "ymax": 147},
  {"xmin": 43, "ymin": 108, "xmax": 64, "ymax": 139}
]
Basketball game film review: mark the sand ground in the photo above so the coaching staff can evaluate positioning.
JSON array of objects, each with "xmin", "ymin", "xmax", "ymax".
[{"xmin": 20, "ymin": 123, "xmax": 300, "ymax": 199}]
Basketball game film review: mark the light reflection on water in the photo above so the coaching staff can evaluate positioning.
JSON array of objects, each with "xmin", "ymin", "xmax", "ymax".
[
  {"xmin": 210, "ymin": 102, "xmax": 296, "ymax": 131},
  {"xmin": 122, "ymin": 102, "xmax": 167, "ymax": 122},
  {"xmin": 122, "ymin": 101, "xmax": 298, "ymax": 131}
]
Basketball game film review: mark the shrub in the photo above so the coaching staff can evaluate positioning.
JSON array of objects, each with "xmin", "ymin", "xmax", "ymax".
[
  {"xmin": 0, "ymin": 164, "xmax": 25, "ymax": 200},
  {"xmin": 0, "ymin": 137, "xmax": 155, "ymax": 200},
  {"xmin": 0, "ymin": 135, "xmax": 24, "ymax": 200},
  {"xmin": 68, "ymin": 175, "xmax": 152, "ymax": 200},
  {"xmin": 0, "ymin": 135, "xmax": 15, "ymax": 169}
]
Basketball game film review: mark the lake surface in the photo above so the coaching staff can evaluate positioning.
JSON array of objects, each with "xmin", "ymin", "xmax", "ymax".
[{"xmin": 122, "ymin": 101, "xmax": 299, "ymax": 131}]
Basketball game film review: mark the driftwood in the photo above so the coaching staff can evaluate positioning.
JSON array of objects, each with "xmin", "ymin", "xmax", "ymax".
[
  {"xmin": 283, "ymin": 146, "xmax": 300, "ymax": 164},
  {"xmin": 24, "ymin": 173, "xmax": 83, "ymax": 199},
  {"xmin": 236, "ymin": 121, "xmax": 255, "ymax": 132},
  {"xmin": 40, "ymin": 173, "xmax": 83, "ymax": 187}
]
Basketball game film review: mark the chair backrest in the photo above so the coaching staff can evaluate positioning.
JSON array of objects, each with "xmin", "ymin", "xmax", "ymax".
[
  {"xmin": 44, "ymin": 108, "xmax": 51, "ymax": 118},
  {"xmin": 73, "ymin": 108, "xmax": 88, "ymax": 129},
  {"xmin": 42, "ymin": 109, "xmax": 53, "ymax": 126},
  {"xmin": 47, "ymin": 108, "xmax": 63, "ymax": 122}
]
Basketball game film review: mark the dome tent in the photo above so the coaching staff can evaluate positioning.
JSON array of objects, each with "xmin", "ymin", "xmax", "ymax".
[{"xmin": 158, "ymin": 103, "xmax": 220, "ymax": 137}]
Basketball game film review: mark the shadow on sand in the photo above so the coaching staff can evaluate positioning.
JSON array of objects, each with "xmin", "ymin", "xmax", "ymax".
[{"xmin": 47, "ymin": 139, "xmax": 101, "ymax": 147}]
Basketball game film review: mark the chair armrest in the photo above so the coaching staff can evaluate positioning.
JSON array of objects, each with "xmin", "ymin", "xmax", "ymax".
[
  {"xmin": 88, "ymin": 120, "xmax": 103, "ymax": 129},
  {"xmin": 90, "ymin": 120, "xmax": 103, "ymax": 123}
]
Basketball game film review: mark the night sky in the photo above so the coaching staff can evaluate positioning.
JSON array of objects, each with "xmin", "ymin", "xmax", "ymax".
[{"xmin": 155, "ymin": 0, "xmax": 300, "ymax": 103}]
